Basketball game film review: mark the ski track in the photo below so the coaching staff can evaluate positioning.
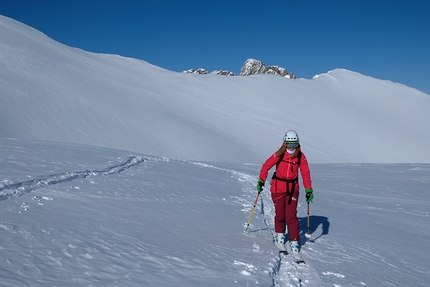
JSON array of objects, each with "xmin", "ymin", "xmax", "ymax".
[
  {"xmin": 257, "ymin": 180, "xmax": 323, "ymax": 287},
  {"xmin": 2, "ymin": 157, "xmax": 329, "ymax": 285},
  {"xmin": 197, "ymin": 162, "xmax": 324, "ymax": 287},
  {"xmin": 0, "ymin": 155, "xmax": 146, "ymax": 201}
]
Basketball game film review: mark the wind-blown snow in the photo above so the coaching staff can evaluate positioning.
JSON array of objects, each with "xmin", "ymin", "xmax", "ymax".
[
  {"xmin": 1, "ymin": 15, "xmax": 430, "ymax": 163},
  {"xmin": 1, "ymin": 15, "xmax": 430, "ymax": 286}
]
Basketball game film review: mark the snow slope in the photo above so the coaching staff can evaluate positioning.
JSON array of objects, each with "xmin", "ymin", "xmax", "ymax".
[
  {"xmin": 1, "ymin": 139, "xmax": 429, "ymax": 286},
  {"xmin": 1, "ymin": 15, "xmax": 430, "ymax": 163},
  {"xmin": 1, "ymin": 15, "xmax": 430, "ymax": 287}
]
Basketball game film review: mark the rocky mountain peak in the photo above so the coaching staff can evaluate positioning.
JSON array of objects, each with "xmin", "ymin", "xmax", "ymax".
[
  {"xmin": 240, "ymin": 59, "xmax": 296, "ymax": 78},
  {"xmin": 183, "ymin": 58, "xmax": 295, "ymax": 78}
]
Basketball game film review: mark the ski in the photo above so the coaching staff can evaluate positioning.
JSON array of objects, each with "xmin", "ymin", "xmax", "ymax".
[
  {"xmin": 290, "ymin": 251, "xmax": 306, "ymax": 264},
  {"xmin": 279, "ymin": 250, "xmax": 306, "ymax": 264},
  {"xmin": 276, "ymin": 242, "xmax": 306, "ymax": 264},
  {"xmin": 292, "ymin": 256, "xmax": 306, "ymax": 264},
  {"xmin": 274, "ymin": 238, "xmax": 306, "ymax": 264},
  {"xmin": 274, "ymin": 241, "xmax": 288, "ymax": 252}
]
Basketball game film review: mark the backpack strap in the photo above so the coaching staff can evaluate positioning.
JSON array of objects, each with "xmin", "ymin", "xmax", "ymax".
[
  {"xmin": 297, "ymin": 151, "xmax": 302, "ymax": 166},
  {"xmin": 272, "ymin": 151, "xmax": 302, "ymax": 205},
  {"xmin": 275, "ymin": 150, "xmax": 302, "ymax": 168},
  {"xmin": 275, "ymin": 151, "xmax": 285, "ymax": 168}
]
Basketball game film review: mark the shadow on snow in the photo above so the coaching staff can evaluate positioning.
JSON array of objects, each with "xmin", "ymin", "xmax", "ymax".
[{"xmin": 299, "ymin": 215, "xmax": 330, "ymax": 244}]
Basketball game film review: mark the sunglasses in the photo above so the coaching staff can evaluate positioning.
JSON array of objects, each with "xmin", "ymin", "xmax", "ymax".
[{"xmin": 285, "ymin": 142, "xmax": 299, "ymax": 149}]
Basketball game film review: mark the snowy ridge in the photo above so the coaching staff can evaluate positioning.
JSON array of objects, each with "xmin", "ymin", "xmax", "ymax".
[{"xmin": 1, "ymin": 15, "xmax": 430, "ymax": 163}]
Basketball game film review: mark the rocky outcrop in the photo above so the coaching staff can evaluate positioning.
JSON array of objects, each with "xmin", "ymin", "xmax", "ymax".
[
  {"xmin": 183, "ymin": 68, "xmax": 209, "ymax": 75},
  {"xmin": 240, "ymin": 59, "xmax": 267, "ymax": 76},
  {"xmin": 183, "ymin": 58, "xmax": 295, "ymax": 78},
  {"xmin": 210, "ymin": 70, "xmax": 236, "ymax": 76},
  {"xmin": 240, "ymin": 59, "xmax": 295, "ymax": 78},
  {"xmin": 183, "ymin": 68, "xmax": 235, "ymax": 76}
]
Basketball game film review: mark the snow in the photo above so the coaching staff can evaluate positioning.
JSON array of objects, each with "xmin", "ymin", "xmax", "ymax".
[
  {"xmin": 1, "ymin": 15, "xmax": 430, "ymax": 286},
  {"xmin": 1, "ymin": 16, "xmax": 430, "ymax": 164},
  {"xmin": 1, "ymin": 139, "xmax": 429, "ymax": 286}
]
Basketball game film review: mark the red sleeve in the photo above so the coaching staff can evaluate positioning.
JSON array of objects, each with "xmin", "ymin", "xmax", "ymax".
[
  {"xmin": 299, "ymin": 153, "xmax": 312, "ymax": 190},
  {"xmin": 259, "ymin": 153, "xmax": 279, "ymax": 181}
]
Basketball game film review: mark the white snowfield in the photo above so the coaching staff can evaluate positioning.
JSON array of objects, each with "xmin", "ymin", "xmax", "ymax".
[
  {"xmin": 1, "ymin": 139, "xmax": 429, "ymax": 286},
  {"xmin": 1, "ymin": 15, "xmax": 430, "ymax": 164},
  {"xmin": 1, "ymin": 15, "xmax": 430, "ymax": 286}
]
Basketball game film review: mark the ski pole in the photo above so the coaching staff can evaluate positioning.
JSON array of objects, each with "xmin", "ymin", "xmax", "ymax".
[
  {"xmin": 305, "ymin": 202, "xmax": 312, "ymax": 238},
  {"xmin": 245, "ymin": 191, "xmax": 261, "ymax": 233}
]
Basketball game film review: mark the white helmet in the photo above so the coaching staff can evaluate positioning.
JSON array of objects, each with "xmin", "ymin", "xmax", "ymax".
[{"xmin": 283, "ymin": 130, "xmax": 299, "ymax": 142}]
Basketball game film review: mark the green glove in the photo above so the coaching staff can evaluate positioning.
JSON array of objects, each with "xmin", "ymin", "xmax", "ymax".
[
  {"xmin": 256, "ymin": 179, "xmax": 265, "ymax": 193},
  {"xmin": 305, "ymin": 189, "xmax": 314, "ymax": 203}
]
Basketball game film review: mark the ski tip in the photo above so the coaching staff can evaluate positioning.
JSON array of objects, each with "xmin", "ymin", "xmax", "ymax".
[{"xmin": 279, "ymin": 250, "xmax": 306, "ymax": 264}]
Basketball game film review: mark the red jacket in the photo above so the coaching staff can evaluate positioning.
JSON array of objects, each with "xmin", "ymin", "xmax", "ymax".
[{"xmin": 259, "ymin": 148, "xmax": 312, "ymax": 193}]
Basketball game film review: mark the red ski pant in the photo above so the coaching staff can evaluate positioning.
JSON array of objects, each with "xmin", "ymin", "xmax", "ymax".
[{"xmin": 271, "ymin": 191, "xmax": 300, "ymax": 242}]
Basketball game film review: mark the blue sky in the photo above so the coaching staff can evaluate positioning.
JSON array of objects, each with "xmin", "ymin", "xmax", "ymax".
[{"xmin": 1, "ymin": 0, "xmax": 430, "ymax": 95}]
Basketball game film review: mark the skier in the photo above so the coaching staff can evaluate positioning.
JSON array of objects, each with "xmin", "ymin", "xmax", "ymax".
[{"xmin": 256, "ymin": 130, "xmax": 313, "ymax": 252}]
